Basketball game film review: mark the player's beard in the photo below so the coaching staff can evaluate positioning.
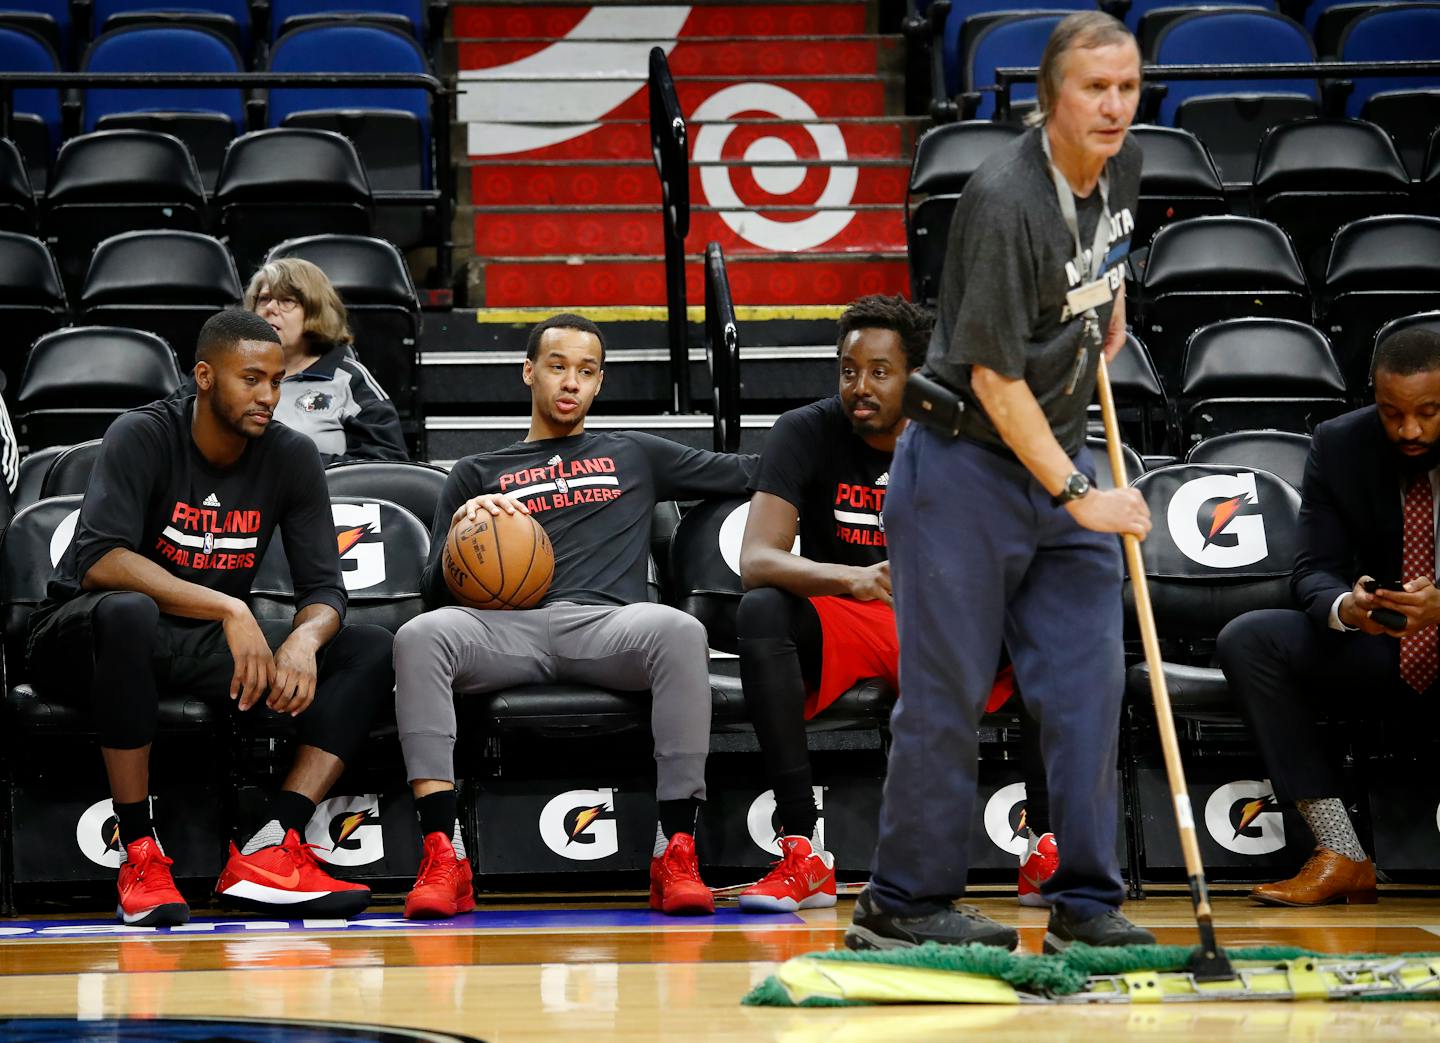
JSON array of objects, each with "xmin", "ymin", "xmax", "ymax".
[{"xmin": 208, "ymin": 382, "xmax": 270, "ymax": 440}]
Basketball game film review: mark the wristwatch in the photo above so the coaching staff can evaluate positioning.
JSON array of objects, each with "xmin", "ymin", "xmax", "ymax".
[{"xmin": 1051, "ymin": 470, "xmax": 1092, "ymax": 506}]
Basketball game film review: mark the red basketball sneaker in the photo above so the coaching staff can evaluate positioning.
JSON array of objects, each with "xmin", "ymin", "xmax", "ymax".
[
  {"xmin": 650, "ymin": 832, "xmax": 714, "ymax": 915},
  {"xmin": 738, "ymin": 835, "xmax": 837, "ymax": 914},
  {"xmin": 117, "ymin": 836, "xmax": 189, "ymax": 927},
  {"xmin": 1018, "ymin": 831, "xmax": 1059, "ymax": 907},
  {"xmin": 215, "ymin": 829, "xmax": 370, "ymax": 918},
  {"xmin": 405, "ymin": 831, "xmax": 476, "ymax": 920}
]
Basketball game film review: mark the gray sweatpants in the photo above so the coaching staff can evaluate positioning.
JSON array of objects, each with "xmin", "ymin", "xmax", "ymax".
[{"xmin": 393, "ymin": 601, "xmax": 712, "ymax": 800}]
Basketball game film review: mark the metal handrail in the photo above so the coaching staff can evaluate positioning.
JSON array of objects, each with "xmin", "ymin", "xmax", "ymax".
[
  {"xmin": 704, "ymin": 242, "xmax": 740, "ymax": 453},
  {"xmin": 0, "ymin": 71, "xmax": 454, "ymax": 284},
  {"xmin": 647, "ymin": 45, "xmax": 691, "ymax": 414}
]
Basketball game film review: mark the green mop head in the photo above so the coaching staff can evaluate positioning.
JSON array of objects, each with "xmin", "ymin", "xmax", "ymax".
[{"xmin": 743, "ymin": 943, "xmax": 1440, "ymax": 1006}]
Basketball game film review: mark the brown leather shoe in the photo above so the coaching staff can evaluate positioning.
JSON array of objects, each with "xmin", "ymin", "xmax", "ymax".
[{"xmin": 1250, "ymin": 847, "xmax": 1377, "ymax": 907}]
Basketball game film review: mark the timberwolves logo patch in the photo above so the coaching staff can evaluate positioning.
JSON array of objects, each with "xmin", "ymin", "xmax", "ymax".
[{"xmin": 297, "ymin": 390, "xmax": 334, "ymax": 413}]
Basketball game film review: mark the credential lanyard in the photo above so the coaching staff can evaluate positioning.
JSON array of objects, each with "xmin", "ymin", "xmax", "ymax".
[{"xmin": 1040, "ymin": 130, "xmax": 1113, "ymax": 288}]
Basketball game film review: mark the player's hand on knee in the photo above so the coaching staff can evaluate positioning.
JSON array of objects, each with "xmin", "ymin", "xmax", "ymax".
[
  {"xmin": 451, "ymin": 493, "xmax": 530, "ymax": 527},
  {"xmin": 1065, "ymin": 487, "xmax": 1152, "ymax": 539},
  {"xmin": 269, "ymin": 640, "xmax": 319, "ymax": 717},
  {"xmin": 847, "ymin": 561, "xmax": 893, "ymax": 605},
  {"xmin": 224, "ymin": 602, "xmax": 275, "ymax": 710}
]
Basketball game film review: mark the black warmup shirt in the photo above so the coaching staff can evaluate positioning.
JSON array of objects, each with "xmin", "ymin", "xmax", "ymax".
[
  {"xmin": 749, "ymin": 396, "xmax": 891, "ymax": 567},
  {"xmin": 45, "ymin": 396, "xmax": 347, "ymax": 618},
  {"xmin": 422, "ymin": 431, "xmax": 755, "ymax": 608}
]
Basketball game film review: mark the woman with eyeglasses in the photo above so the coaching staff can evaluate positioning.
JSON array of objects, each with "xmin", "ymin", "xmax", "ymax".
[{"xmin": 244, "ymin": 257, "xmax": 409, "ymax": 464}]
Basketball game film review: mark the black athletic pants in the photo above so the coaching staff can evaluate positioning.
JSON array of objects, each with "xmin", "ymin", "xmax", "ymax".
[{"xmin": 27, "ymin": 591, "xmax": 393, "ymax": 761}]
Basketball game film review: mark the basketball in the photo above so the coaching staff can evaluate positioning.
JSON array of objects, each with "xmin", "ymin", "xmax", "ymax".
[{"xmin": 442, "ymin": 508, "xmax": 554, "ymax": 609}]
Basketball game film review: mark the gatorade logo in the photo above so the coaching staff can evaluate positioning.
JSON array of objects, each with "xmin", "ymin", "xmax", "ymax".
[
  {"xmin": 539, "ymin": 789, "xmax": 618, "ymax": 862},
  {"xmin": 75, "ymin": 798, "xmax": 127, "ymax": 868},
  {"xmin": 982, "ymin": 783, "xmax": 1031, "ymax": 856},
  {"xmin": 306, "ymin": 795, "xmax": 384, "ymax": 867},
  {"xmin": 746, "ymin": 787, "xmax": 825, "ymax": 856},
  {"xmin": 49, "ymin": 509, "xmax": 80, "ymax": 567},
  {"xmin": 1166, "ymin": 472, "xmax": 1268, "ymax": 569},
  {"xmin": 718, "ymin": 502, "xmax": 799, "ymax": 577},
  {"xmin": 332, "ymin": 502, "xmax": 385, "ymax": 591},
  {"xmin": 1204, "ymin": 780, "xmax": 1286, "ymax": 856}
]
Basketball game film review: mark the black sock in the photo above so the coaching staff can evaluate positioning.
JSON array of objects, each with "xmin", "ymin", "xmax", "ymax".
[
  {"xmin": 773, "ymin": 767, "xmax": 819, "ymax": 841},
  {"xmin": 658, "ymin": 798, "xmax": 700, "ymax": 839},
  {"xmin": 1017, "ymin": 704, "xmax": 1050, "ymax": 836},
  {"xmin": 415, "ymin": 790, "xmax": 458, "ymax": 838},
  {"xmin": 114, "ymin": 799, "xmax": 153, "ymax": 848},
  {"xmin": 269, "ymin": 790, "xmax": 317, "ymax": 838}
]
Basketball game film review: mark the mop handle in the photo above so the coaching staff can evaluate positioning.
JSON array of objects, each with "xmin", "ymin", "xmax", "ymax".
[{"xmin": 1095, "ymin": 356, "xmax": 1215, "ymax": 925}]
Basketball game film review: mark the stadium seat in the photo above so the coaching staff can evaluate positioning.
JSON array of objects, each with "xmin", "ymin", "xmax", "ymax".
[
  {"xmin": 0, "ymin": 231, "xmax": 66, "ymax": 395},
  {"xmin": 1151, "ymin": 10, "xmax": 1319, "ymax": 184},
  {"xmin": 938, "ymin": 1, "xmax": 1091, "ymax": 102},
  {"xmin": 1128, "ymin": 125, "xmax": 1226, "ymax": 249},
  {"xmin": 1320, "ymin": 216, "xmax": 1440, "ymax": 392},
  {"xmin": 0, "ymin": 26, "xmax": 61, "ymax": 182},
  {"xmin": 1369, "ymin": 310, "xmax": 1440, "ymax": 376},
  {"xmin": 1253, "ymin": 118, "xmax": 1412, "ymax": 283},
  {"xmin": 215, "ymin": 129, "xmax": 373, "ymax": 277},
  {"xmin": 1178, "ymin": 317, "xmax": 1348, "ymax": 445},
  {"xmin": 268, "ymin": 0, "xmax": 425, "ymax": 42},
  {"xmin": 79, "ymin": 230, "xmax": 243, "ymax": 369},
  {"xmin": 91, "ymin": 0, "xmax": 252, "ymax": 53},
  {"xmin": 1427, "ymin": 127, "xmax": 1440, "ymax": 210},
  {"xmin": 905, "ymin": 120, "xmax": 1023, "ymax": 306},
  {"xmin": 265, "ymin": 234, "xmax": 421, "ymax": 419},
  {"xmin": 13, "ymin": 443, "xmax": 64, "ymax": 510},
  {"xmin": 38, "ymin": 437, "xmax": 101, "ymax": 497},
  {"xmin": 1138, "ymin": 216, "xmax": 1311, "ymax": 394},
  {"xmin": 965, "ymin": 13, "xmax": 1067, "ymax": 120},
  {"xmin": 324, "ymin": 459, "xmax": 447, "ymax": 527},
  {"xmin": 251, "ymin": 494, "xmax": 429, "ymax": 632},
  {"xmin": 0, "ymin": 137, "xmax": 35, "ymax": 234},
  {"xmin": 81, "ymin": 25, "xmax": 246, "ymax": 187},
  {"xmin": 1187, "ymin": 429, "xmax": 1311, "ymax": 489},
  {"xmin": 97, "ymin": 111, "xmax": 234, "ymax": 192},
  {"xmin": 1340, "ymin": 5, "xmax": 1440, "ymax": 177},
  {"xmin": 1132, "ymin": 0, "xmax": 1279, "ymax": 58},
  {"xmin": 1099, "ymin": 331, "xmax": 1172, "ymax": 454},
  {"xmin": 0, "ymin": 0, "xmax": 70, "ymax": 59},
  {"xmin": 1086, "ymin": 435, "xmax": 1145, "ymax": 489},
  {"xmin": 43, "ymin": 130, "xmax": 208, "ymax": 295},
  {"xmin": 16, "ymin": 327, "xmax": 182, "ymax": 449},
  {"xmin": 1309, "ymin": 0, "xmax": 1411, "ymax": 58}
]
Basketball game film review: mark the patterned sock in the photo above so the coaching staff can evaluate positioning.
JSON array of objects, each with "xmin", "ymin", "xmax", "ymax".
[
  {"xmin": 1296, "ymin": 798, "xmax": 1367, "ymax": 862},
  {"xmin": 451, "ymin": 820, "xmax": 467, "ymax": 862},
  {"xmin": 241, "ymin": 819, "xmax": 286, "ymax": 855},
  {"xmin": 653, "ymin": 822, "xmax": 668, "ymax": 858}
]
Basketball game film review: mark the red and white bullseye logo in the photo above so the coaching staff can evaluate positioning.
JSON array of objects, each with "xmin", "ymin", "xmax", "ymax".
[{"xmin": 691, "ymin": 83, "xmax": 857, "ymax": 252}]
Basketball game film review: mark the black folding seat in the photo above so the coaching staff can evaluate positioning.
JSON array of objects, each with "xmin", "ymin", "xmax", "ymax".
[
  {"xmin": 0, "ymin": 231, "xmax": 66, "ymax": 397},
  {"xmin": 1370, "ymin": 311, "xmax": 1440, "ymax": 376},
  {"xmin": 1320, "ymin": 216, "xmax": 1440, "ymax": 393},
  {"xmin": 1424, "ymin": 129, "xmax": 1440, "ymax": 215},
  {"xmin": 1128, "ymin": 125, "xmax": 1226, "ymax": 249},
  {"xmin": 16, "ymin": 327, "xmax": 181, "ymax": 449},
  {"xmin": 41, "ymin": 130, "xmax": 207, "ymax": 296},
  {"xmin": 251, "ymin": 494, "xmax": 429, "ymax": 632},
  {"xmin": 38, "ymin": 437, "xmax": 102, "ymax": 498},
  {"xmin": 1102, "ymin": 331, "xmax": 1172, "ymax": 454},
  {"xmin": 266, "ymin": 234, "xmax": 421, "ymax": 420},
  {"xmin": 1253, "ymin": 119, "xmax": 1412, "ymax": 284},
  {"xmin": 1186, "ymin": 429, "xmax": 1311, "ymax": 490},
  {"xmin": 324, "ymin": 459, "xmax": 447, "ymax": 529},
  {"xmin": 0, "ymin": 138, "xmax": 36, "ymax": 235},
  {"xmin": 905, "ymin": 120, "xmax": 1023, "ymax": 305},
  {"xmin": 1085, "ymin": 436, "xmax": 1145, "ymax": 490},
  {"xmin": 1138, "ymin": 216, "xmax": 1310, "ymax": 394},
  {"xmin": 215, "ymin": 129, "xmax": 373, "ymax": 278},
  {"xmin": 79, "ymin": 230, "xmax": 243, "ymax": 369},
  {"xmin": 1178, "ymin": 318, "xmax": 1348, "ymax": 446},
  {"xmin": 13, "ymin": 443, "xmax": 65, "ymax": 510}
]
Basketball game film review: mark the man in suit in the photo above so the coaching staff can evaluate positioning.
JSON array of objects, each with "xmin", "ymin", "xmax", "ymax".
[{"xmin": 1216, "ymin": 326, "xmax": 1440, "ymax": 906}]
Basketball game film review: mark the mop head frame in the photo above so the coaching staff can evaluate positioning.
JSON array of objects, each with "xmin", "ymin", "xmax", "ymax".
[{"xmin": 743, "ymin": 942, "xmax": 1440, "ymax": 1006}]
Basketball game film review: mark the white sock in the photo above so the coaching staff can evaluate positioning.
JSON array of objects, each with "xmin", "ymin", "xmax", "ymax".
[
  {"xmin": 241, "ymin": 819, "xmax": 285, "ymax": 855},
  {"xmin": 451, "ymin": 820, "xmax": 467, "ymax": 861},
  {"xmin": 653, "ymin": 823, "xmax": 668, "ymax": 858}
]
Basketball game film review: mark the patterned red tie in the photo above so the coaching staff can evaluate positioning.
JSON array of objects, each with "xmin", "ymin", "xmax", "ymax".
[{"xmin": 1400, "ymin": 473, "xmax": 1437, "ymax": 694}]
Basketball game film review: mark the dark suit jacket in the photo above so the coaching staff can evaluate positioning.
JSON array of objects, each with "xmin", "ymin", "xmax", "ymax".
[{"xmin": 1293, "ymin": 405, "xmax": 1411, "ymax": 628}]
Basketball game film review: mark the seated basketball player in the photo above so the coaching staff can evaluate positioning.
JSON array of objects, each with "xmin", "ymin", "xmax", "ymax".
[
  {"xmin": 27, "ymin": 310, "xmax": 395, "ymax": 926},
  {"xmin": 735, "ymin": 295, "xmax": 1057, "ymax": 912},
  {"xmin": 394, "ymin": 313, "xmax": 754, "ymax": 919}
]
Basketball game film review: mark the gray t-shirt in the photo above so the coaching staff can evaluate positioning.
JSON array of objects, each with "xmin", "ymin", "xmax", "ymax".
[{"xmin": 928, "ymin": 126, "xmax": 1142, "ymax": 456}]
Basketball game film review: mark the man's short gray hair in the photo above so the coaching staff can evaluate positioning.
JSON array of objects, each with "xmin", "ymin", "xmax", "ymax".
[{"xmin": 1025, "ymin": 11, "xmax": 1137, "ymax": 127}]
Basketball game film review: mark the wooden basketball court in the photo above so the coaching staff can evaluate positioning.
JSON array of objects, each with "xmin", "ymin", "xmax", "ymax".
[{"xmin": 2, "ymin": 891, "xmax": 1439, "ymax": 1040}]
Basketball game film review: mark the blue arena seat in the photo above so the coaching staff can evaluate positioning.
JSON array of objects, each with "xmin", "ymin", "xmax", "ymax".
[
  {"xmin": 81, "ymin": 25, "xmax": 245, "ymax": 134},
  {"xmin": 0, "ymin": 26, "xmax": 61, "ymax": 177},
  {"xmin": 1339, "ymin": 5, "xmax": 1440, "ymax": 175},
  {"xmin": 268, "ymin": 22, "xmax": 432, "ymax": 187},
  {"xmin": 938, "ymin": 0, "xmax": 1092, "ymax": 101},
  {"xmin": 1131, "ymin": 0, "xmax": 1278, "ymax": 58},
  {"xmin": 268, "ymin": 0, "xmax": 424, "ymax": 41},
  {"xmin": 90, "ymin": 0, "xmax": 253, "ymax": 53},
  {"xmin": 0, "ymin": 0, "xmax": 70, "ymax": 58},
  {"xmin": 966, "ymin": 12, "xmax": 1068, "ymax": 120},
  {"xmin": 1151, "ymin": 10, "xmax": 1319, "ymax": 183}
]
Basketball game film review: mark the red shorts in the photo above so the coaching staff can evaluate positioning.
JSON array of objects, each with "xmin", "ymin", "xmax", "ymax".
[{"xmin": 806, "ymin": 595, "xmax": 1015, "ymax": 719}]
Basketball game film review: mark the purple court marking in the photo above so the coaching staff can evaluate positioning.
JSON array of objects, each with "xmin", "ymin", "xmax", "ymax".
[{"xmin": 0, "ymin": 908, "xmax": 803, "ymax": 939}]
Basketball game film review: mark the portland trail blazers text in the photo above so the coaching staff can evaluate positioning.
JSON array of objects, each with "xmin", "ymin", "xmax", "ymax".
[{"xmin": 156, "ymin": 498, "xmax": 261, "ymax": 571}]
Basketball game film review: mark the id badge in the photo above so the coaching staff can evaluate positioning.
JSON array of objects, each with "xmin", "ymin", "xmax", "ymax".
[{"xmin": 1066, "ymin": 277, "xmax": 1113, "ymax": 314}]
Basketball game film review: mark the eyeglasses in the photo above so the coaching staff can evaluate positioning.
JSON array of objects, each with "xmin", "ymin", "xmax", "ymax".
[{"xmin": 254, "ymin": 293, "xmax": 302, "ymax": 313}]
